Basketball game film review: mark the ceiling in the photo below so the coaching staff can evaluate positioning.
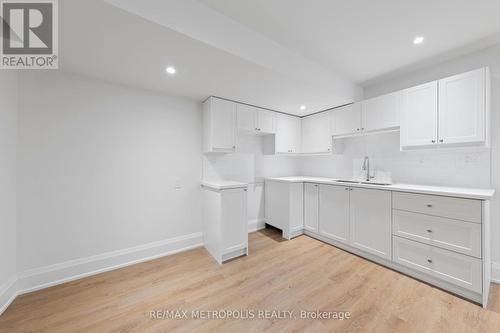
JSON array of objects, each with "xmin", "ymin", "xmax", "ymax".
[
  {"xmin": 59, "ymin": 0, "xmax": 500, "ymax": 115},
  {"xmin": 199, "ymin": 0, "xmax": 500, "ymax": 85},
  {"xmin": 59, "ymin": 0, "xmax": 359, "ymax": 116}
]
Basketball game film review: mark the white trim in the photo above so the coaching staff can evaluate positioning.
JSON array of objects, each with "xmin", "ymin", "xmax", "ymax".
[
  {"xmin": 0, "ymin": 275, "xmax": 18, "ymax": 316},
  {"xmin": 491, "ymin": 262, "xmax": 500, "ymax": 284},
  {"xmin": 0, "ymin": 232, "xmax": 203, "ymax": 316},
  {"xmin": 248, "ymin": 218, "xmax": 266, "ymax": 232},
  {"xmin": 17, "ymin": 232, "xmax": 203, "ymax": 294}
]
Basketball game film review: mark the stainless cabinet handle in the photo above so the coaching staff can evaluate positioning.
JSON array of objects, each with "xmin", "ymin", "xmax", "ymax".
[
  {"xmin": 361, "ymin": 127, "xmax": 365, "ymax": 130},
  {"xmin": 426, "ymin": 229, "xmax": 432, "ymax": 233},
  {"xmin": 427, "ymin": 259, "xmax": 433, "ymax": 263},
  {"xmin": 357, "ymin": 128, "xmax": 360, "ymax": 131},
  {"xmin": 426, "ymin": 204, "xmax": 433, "ymax": 208},
  {"xmin": 232, "ymin": 146, "xmax": 236, "ymax": 149},
  {"xmin": 439, "ymin": 139, "xmax": 444, "ymax": 143},
  {"xmin": 431, "ymin": 140, "xmax": 436, "ymax": 143},
  {"xmin": 345, "ymin": 188, "xmax": 349, "ymax": 190}
]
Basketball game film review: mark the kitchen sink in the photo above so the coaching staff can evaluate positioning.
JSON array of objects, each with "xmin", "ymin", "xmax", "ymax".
[
  {"xmin": 335, "ymin": 179, "xmax": 391, "ymax": 186},
  {"xmin": 360, "ymin": 181, "xmax": 392, "ymax": 186},
  {"xmin": 335, "ymin": 179, "xmax": 360, "ymax": 184}
]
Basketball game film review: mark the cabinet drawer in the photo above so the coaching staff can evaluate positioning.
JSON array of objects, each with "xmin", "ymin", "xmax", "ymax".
[
  {"xmin": 393, "ymin": 210, "xmax": 481, "ymax": 258},
  {"xmin": 392, "ymin": 192, "xmax": 481, "ymax": 223},
  {"xmin": 393, "ymin": 236, "xmax": 482, "ymax": 293}
]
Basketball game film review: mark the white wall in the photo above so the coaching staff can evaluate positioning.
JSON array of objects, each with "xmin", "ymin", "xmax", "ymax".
[
  {"xmin": 17, "ymin": 71, "xmax": 203, "ymax": 274},
  {"xmin": 303, "ymin": 44, "xmax": 500, "ymax": 265},
  {"xmin": 301, "ymin": 132, "xmax": 491, "ymax": 188},
  {"xmin": 203, "ymin": 134, "xmax": 299, "ymax": 229},
  {"xmin": 0, "ymin": 72, "xmax": 18, "ymax": 308}
]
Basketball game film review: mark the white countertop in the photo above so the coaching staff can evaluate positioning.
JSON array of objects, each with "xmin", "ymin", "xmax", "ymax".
[
  {"xmin": 201, "ymin": 180, "xmax": 248, "ymax": 190},
  {"xmin": 266, "ymin": 176, "xmax": 495, "ymax": 200}
]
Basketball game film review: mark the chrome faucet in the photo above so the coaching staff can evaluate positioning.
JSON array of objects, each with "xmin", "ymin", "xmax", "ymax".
[{"xmin": 362, "ymin": 156, "xmax": 373, "ymax": 181}]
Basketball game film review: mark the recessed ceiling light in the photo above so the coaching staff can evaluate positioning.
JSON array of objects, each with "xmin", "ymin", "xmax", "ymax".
[
  {"xmin": 165, "ymin": 66, "xmax": 176, "ymax": 74},
  {"xmin": 300, "ymin": 105, "xmax": 306, "ymax": 111},
  {"xmin": 413, "ymin": 36, "xmax": 424, "ymax": 45}
]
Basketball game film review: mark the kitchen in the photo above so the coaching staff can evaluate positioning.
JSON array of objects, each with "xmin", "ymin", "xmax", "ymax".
[
  {"xmin": 202, "ymin": 67, "xmax": 494, "ymax": 307},
  {"xmin": 1, "ymin": 1, "xmax": 500, "ymax": 332}
]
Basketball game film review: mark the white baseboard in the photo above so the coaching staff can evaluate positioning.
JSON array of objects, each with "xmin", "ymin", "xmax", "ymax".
[
  {"xmin": 0, "ymin": 276, "xmax": 18, "ymax": 316},
  {"xmin": 492, "ymin": 262, "xmax": 500, "ymax": 284},
  {"xmin": 0, "ymin": 232, "xmax": 202, "ymax": 316},
  {"xmin": 248, "ymin": 218, "xmax": 266, "ymax": 232},
  {"xmin": 1, "ymin": 224, "xmax": 266, "ymax": 316}
]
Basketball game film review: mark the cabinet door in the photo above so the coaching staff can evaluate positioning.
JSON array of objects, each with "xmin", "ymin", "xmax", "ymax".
[
  {"xmin": 350, "ymin": 188, "xmax": 392, "ymax": 260},
  {"xmin": 237, "ymin": 104, "xmax": 257, "ymax": 132},
  {"xmin": 257, "ymin": 110, "xmax": 275, "ymax": 133},
  {"xmin": 275, "ymin": 114, "xmax": 291, "ymax": 153},
  {"xmin": 302, "ymin": 112, "xmax": 332, "ymax": 153},
  {"xmin": 211, "ymin": 98, "xmax": 237, "ymax": 151},
  {"xmin": 304, "ymin": 183, "xmax": 319, "ymax": 232},
  {"xmin": 331, "ymin": 103, "xmax": 362, "ymax": 136},
  {"xmin": 221, "ymin": 188, "xmax": 248, "ymax": 253},
  {"xmin": 438, "ymin": 68, "xmax": 486, "ymax": 145},
  {"xmin": 400, "ymin": 81, "xmax": 438, "ymax": 148},
  {"xmin": 319, "ymin": 185, "xmax": 349, "ymax": 243},
  {"xmin": 362, "ymin": 92, "xmax": 400, "ymax": 132},
  {"xmin": 275, "ymin": 114, "xmax": 301, "ymax": 153},
  {"xmin": 288, "ymin": 116, "xmax": 302, "ymax": 153}
]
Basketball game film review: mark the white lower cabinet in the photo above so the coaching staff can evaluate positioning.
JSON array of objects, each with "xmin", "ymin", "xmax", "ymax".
[
  {"xmin": 304, "ymin": 183, "xmax": 319, "ymax": 232},
  {"xmin": 350, "ymin": 188, "xmax": 392, "ymax": 260},
  {"xmin": 318, "ymin": 185, "xmax": 391, "ymax": 259},
  {"xmin": 202, "ymin": 186, "xmax": 248, "ymax": 264},
  {"xmin": 319, "ymin": 185, "xmax": 350, "ymax": 243},
  {"xmin": 265, "ymin": 180, "xmax": 304, "ymax": 239},
  {"xmin": 393, "ymin": 236, "xmax": 482, "ymax": 293},
  {"xmin": 264, "ymin": 179, "xmax": 490, "ymax": 305}
]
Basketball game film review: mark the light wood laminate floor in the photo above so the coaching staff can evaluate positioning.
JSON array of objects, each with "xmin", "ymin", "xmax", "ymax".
[{"xmin": 1, "ymin": 228, "xmax": 500, "ymax": 333}]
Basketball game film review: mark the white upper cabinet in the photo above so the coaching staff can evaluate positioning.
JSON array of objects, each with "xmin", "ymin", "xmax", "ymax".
[
  {"xmin": 203, "ymin": 97, "xmax": 237, "ymax": 153},
  {"xmin": 301, "ymin": 112, "xmax": 332, "ymax": 154},
  {"xmin": 438, "ymin": 68, "xmax": 487, "ymax": 145},
  {"xmin": 331, "ymin": 103, "xmax": 362, "ymax": 136},
  {"xmin": 257, "ymin": 109, "xmax": 275, "ymax": 133},
  {"xmin": 401, "ymin": 67, "xmax": 489, "ymax": 149},
  {"xmin": 236, "ymin": 104, "xmax": 257, "ymax": 132},
  {"xmin": 203, "ymin": 68, "xmax": 490, "ymax": 155},
  {"xmin": 400, "ymin": 81, "xmax": 439, "ymax": 148},
  {"xmin": 275, "ymin": 113, "xmax": 301, "ymax": 154},
  {"xmin": 361, "ymin": 92, "xmax": 400, "ymax": 132},
  {"xmin": 331, "ymin": 94, "xmax": 400, "ymax": 137},
  {"xmin": 236, "ymin": 104, "xmax": 275, "ymax": 134}
]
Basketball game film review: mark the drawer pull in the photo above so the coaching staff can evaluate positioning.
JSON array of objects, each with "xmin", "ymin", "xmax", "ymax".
[
  {"xmin": 427, "ymin": 259, "xmax": 433, "ymax": 264},
  {"xmin": 426, "ymin": 204, "xmax": 433, "ymax": 208},
  {"xmin": 426, "ymin": 229, "xmax": 433, "ymax": 233}
]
